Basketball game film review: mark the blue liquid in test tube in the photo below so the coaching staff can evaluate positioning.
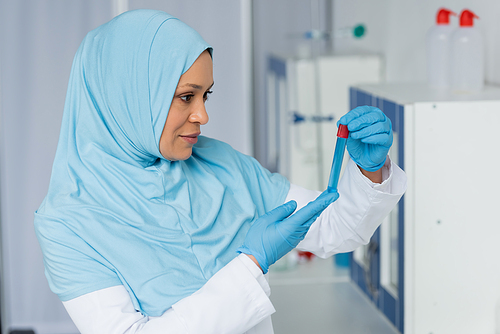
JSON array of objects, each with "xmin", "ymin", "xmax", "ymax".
[{"xmin": 327, "ymin": 124, "xmax": 349, "ymax": 193}]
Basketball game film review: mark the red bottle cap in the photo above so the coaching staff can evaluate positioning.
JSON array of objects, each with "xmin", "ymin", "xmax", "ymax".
[
  {"xmin": 436, "ymin": 8, "xmax": 456, "ymax": 25},
  {"xmin": 460, "ymin": 9, "xmax": 479, "ymax": 27},
  {"xmin": 337, "ymin": 124, "xmax": 349, "ymax": 138}
]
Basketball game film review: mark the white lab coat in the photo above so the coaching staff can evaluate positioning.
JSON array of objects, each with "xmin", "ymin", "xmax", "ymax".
[{"xmin": 63, "ymin": 158, "xmax": 407, "ymax": 334}]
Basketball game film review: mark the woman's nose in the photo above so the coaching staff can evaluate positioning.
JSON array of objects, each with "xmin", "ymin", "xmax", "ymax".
[{"xmin": 189, "ymin": 101, "xmax": 209, "ymax": 125}]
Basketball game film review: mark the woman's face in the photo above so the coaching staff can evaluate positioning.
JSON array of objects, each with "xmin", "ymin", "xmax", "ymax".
[{"xmin": 159, "ymin": 50, "xmax": 213, "ymax": 161}]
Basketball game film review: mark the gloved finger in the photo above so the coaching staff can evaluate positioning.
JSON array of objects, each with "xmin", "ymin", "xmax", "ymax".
[
  {"xmin": 337, "ymin": 106, "xmax": 381, "ymax": 126},
  {"xmin": 263, "ymin": 200, "xmax": 297, "ymax": 221},
  {"xmin": 290, "ymin": 190, "xmax": 339, "ymax": 224},
  {"xmin": 277, "ymin": 209, "xmax": 321, "ymax": 246},
  {"xmin": 305, "ymin": 191, "xmax": 339, "ymax": 226},
  {"xmin": 360, "ymin": 133, "xmax": 393, "ymax": 146},
  {"xmin": 315, "ymin": 189, "xmax": 339, "ymax": 205},
  {"xmin": 278, "ymin": 190, "xmax": 338, "ymax": 235},
  {"xmin": 344, "ymin": 110, "xmax": 387, "ymax": 133},
  {"xmin": 276, "ymin": 191, "xmax": 339, "ymax": 248},
  {"xmin": 285, "ymin": 193, "xmax": 341, "ymax": 243},
  {"xmin": 349, "ymin": 122, "xmax": 391, "ymax": 140},
  {"xmin": 284, "ymin": 210, "xmax": 323, "ymax": 235}
]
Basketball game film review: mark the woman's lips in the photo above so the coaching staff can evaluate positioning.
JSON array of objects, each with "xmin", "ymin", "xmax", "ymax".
[{"xmin": 180, "ymin": 133, "xmax": 200, "ymax": 145}]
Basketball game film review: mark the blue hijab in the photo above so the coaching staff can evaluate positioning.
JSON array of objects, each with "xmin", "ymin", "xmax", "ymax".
[{"xmin": 34, "ymin": 9, "xmax": 289, "ymax": 317}]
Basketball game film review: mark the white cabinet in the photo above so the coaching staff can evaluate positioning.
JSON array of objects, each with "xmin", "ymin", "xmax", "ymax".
[{"xmin": 350, "ymin": 83, "xmax": 500, "ymax": 334}]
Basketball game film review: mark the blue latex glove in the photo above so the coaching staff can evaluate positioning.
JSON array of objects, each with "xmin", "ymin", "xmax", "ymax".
[
  {"xmin": 338, "ymin": 105, "xmax": 393, "ymax": 172},
  {"xmin": 237, "ymin": 190, "xmax": 339, "ymax": 274}
]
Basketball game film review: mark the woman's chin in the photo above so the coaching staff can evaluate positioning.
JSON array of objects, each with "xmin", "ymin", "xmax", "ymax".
[{"xmin": 171, "ymin": 149, "xmax": 193, "ymax": 161}]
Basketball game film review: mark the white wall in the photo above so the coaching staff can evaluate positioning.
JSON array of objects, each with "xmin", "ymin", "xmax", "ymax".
[
  {"xmin": 0, "ymin": 2, "xmax": 115, "ymax": 332},
  {"xmin": 334, "ymin": 0, "xmax": 500, "ymax": 85}
]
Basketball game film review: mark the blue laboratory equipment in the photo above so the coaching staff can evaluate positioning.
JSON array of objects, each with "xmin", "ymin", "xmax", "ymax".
[{"xmin": 327, "ymin": 124, "xmax": 349, "ymax": 193}]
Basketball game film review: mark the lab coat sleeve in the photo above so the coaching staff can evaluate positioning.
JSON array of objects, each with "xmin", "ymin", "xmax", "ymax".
[
  {"xmin": 62, "ymin": 254, "xmax": 275, "ymax": 334},
  {"xmin": 291, "ymin": 157, "xmax": 406, "ymax": 258}
]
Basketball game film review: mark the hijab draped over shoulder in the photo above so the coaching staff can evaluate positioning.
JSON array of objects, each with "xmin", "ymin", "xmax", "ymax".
[{"xmin": 34, "ymin": 9, "xmax": 289, "ymax": 316}]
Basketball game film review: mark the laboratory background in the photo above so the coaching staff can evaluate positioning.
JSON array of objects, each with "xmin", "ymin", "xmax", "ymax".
[{"xmin": 1, "ymin": 0, "xmax": 500, "ymax": 333}]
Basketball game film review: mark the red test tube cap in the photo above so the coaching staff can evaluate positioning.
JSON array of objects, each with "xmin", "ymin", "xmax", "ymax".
[{"xmin": 337, "ymin": 124, "xmax": 349, "ymax": 138}]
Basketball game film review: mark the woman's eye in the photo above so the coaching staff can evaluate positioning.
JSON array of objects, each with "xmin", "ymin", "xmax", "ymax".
[
  {"xmin": 204, "ymin": 90, "xmax": 213, "ymax": 101},
  {"xmin": 180, "ymin": 95, "xmax": 193, "ymax": 102}
]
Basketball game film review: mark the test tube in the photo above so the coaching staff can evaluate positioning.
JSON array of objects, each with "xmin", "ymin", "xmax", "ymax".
[{"xmin": 327, "ymin": 124, "xmax": 349, "ymax": 193}]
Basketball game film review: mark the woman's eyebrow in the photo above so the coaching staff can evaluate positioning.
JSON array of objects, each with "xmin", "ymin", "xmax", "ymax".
[{"xmin": 180, "ymin": 82, "xmax": 214, "ymax": 90}]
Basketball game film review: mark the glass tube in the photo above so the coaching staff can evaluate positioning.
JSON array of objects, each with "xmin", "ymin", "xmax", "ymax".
[{"xmin": 327, "ymin": 125, "xmax": 349, "ymax": 193}]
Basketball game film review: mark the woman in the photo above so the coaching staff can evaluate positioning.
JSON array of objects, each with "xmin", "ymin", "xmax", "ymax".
[{"xmin": 34, "ymin": 9, "xmax": 406, "ymax": 334}]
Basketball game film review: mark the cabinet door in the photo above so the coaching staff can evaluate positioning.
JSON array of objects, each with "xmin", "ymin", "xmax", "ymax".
[{"xmin": 412, "ymin": 101, "xmax": 500, "ymax": 334}]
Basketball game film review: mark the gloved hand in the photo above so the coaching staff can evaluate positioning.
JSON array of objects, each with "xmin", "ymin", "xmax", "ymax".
[
  {"xmin": 237, "ymin": 190, "xmax": 339, "ymax": 274},
  {"xmin": 338, "ymin": 105, "xmax": 393, "ymax": 172}
]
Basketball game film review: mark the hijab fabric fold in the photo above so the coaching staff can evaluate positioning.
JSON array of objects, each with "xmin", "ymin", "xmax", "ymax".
[{"xmin": 34, "ymin": 9, "xmax": 289, "ymax": 316}]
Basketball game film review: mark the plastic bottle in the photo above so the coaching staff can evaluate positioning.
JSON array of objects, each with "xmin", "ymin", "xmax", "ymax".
[
  {"xmin": 426, "ymin": 8, "xmax": 456, "ymax": 88},
  {"xmin": 451, "ymin": 9, "xmax": 484, "ymax": 92}
]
